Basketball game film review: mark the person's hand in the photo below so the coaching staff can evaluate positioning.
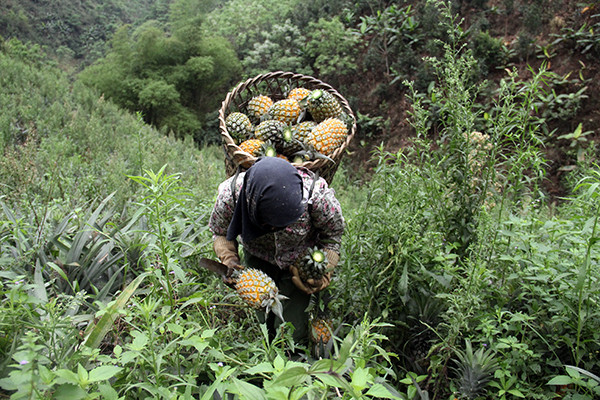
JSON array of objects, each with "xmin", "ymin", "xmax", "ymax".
[
  {"xmin": 223, "ymin": 260, "xmax": 244, "ymax": 288},
  {"xmin": 290, "ymin": 267, "xmax": 331, "ymax": 295},
  {"xmin": 290, "ymin": 249, "xmax": 339, "ymax": 294},
  {"xmin": 214, "ymin": 236, "xmax": 242, "ymax": 287}
]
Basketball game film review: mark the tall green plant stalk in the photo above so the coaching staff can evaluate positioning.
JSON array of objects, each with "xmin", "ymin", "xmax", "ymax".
[
  {"xmin": 128, "ymin": 165, "xmax": 191, "ymax": 308},
  {"xmin": 480, "ymin": 65, "xmax": 550, "ymax": 266},
  {"xmin": 573, "ymin": 169, "xmax": 600, "ymax": 366}
]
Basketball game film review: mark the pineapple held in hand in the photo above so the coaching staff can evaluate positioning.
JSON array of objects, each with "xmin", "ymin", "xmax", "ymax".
[
  {"xmin": 233, "ymin": 268, "xmax": 287, "ymax": 320},
  {"xmin": 295, "ymin": 247, "xmax": 330, "ymax": 281}
]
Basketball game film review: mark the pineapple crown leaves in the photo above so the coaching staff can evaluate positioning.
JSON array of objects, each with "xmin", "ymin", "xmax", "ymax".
[
  {"xmin": 281, "ymin": 124, "xmax": 298, "ymax": 144},
  {"xmin": 452, "ymin": 340, "xmax": 499, "ymax": 399},
  {"xmin": 259, "ymin": 141, "xmax": 279, "ymax": 158},
  {"xmin": 305, "ymin": 247, "xmax": 328, "ymax": 267},
  {"xmin": 305, "ymin": 290, "xmax": 332, "ymax": 316},
  {"xmin": 291, "ymin": 145, "xmax": 335, "ymax": 164},
  {"xmin": 265, "ymin": 292, "xmax": 288, "ymax": 323}
]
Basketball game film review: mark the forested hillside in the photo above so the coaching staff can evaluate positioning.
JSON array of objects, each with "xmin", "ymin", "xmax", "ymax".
[
  {"xmin": 1, "ymin": 1, "xmax": 599, "ymax": 399},
  {"xmin": 0, "ymin": 0, "xmax": 171, "ymax": 66}
]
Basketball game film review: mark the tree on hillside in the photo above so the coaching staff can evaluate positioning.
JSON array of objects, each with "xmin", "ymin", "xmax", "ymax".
[{"xmin": 78, "ymin": 8, "xmax": 241, "ymax": 143}]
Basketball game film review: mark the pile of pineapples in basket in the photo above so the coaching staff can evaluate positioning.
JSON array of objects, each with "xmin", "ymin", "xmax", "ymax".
[{"xmin": 225, "ymin": 87, "xmax": 352, "ymax": 163}]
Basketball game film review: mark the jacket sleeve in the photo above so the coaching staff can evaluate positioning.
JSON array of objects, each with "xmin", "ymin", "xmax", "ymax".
[
  {"xmin": 308, "ymin": 177, "xmax": 345, "ymax": 253},
  {"xmin": 209, "ymin": 175, "xmax": 240, "ymax": 238}
]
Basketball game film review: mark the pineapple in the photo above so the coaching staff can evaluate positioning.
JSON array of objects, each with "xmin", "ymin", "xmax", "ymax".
[
  {"xmin": 306, "ymin": 89, "xmax": 343, "ymax": 122},
  {"xmin": 292, "ymin": 121, "xmax": 317, "ymax": 144},
  {"xmin": 310, "ymin": 315, "xmax": 333, "ymax": 344},
  {"xmin": 254, "ymin": 120, "xmax": 285, "ymax": 145},
  {"xmin": 267, "ymin": 99, "xmax": 302, "ymax": 124},
  {"xmin": 247, "ymin": 95, "xmax": 274, "ymax": 123},
  {"xmin": 233, "ymin": 267, "xmax": 287, "ymax": 320},
  {"xmin": 238, "ymin": 138, "xmax": 265, "ymax": 156},
  {"xmin": 277, "ymin": 124, "xmax": 303, "ymax": 156},
  {"xmin": 259, "ymin": 141, "xmax": 288, "ymax": 161},
  {"xmin": 294, "ymin": 247, "xmax": 329, "ymax": 282},
  {"xmin": 307, "ymin": 117, "xmax": 348, "ymax": 156},
  {"xmin": 287, "ymin": 87, "xmax": 311, "ymax": 103},
  {"xmin": 225, "ymin": 112, "xmax": 253, "ymax": 143}
]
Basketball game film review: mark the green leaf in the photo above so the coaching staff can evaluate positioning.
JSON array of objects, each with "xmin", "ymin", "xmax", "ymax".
[
  {"xmin": 82, "ymin": 272, "xmax": 149, "ymax": 349},
  {"xmin": 54, "ymin": 383, "xmax": 87, "ymax": 400},
  {"xmin": 77, "ymin": 363, "xmax": 88, "ymax": 383},
  {"xmin": 129, "ymin": 330, "xmax": 149, "ymax": 351},
  {"xmin": 54, "ymin": 369, "xmax": 80, "ymax": 385},
  {"xmin": 508, "ymin": 389, "xmax": 526, "ymax": 398},
  {"xmin": 272, "ymin": 366, "xmax": 308, "ymax": 387},
  {"xmin": 98, "ymin": 383, "xmax": 119, "ymax": 400},
  {"xmin": 351, "ymin": 367, "xmax": 370, "ymax": 390},
  {"xmin": 88, "ymin": 366, "xmax": 123, "ymax": 382},
  {"xmin": 180, "ymin": 335, "xmax": 209, "ymax": 353},
  {"xmin": 245, "ymin": 362, "xmax": 275, "ymax": 375},
  {"xmin": 309, "ymin": 358, "xmax": 347, "ymax": 375},
  {"xmin": 232, "ymin": 378, "xmax": 267, "ymax": 400},
  {"xmin": 365, "ymin": 383, "xmax": 404, "ymax": 399},
  {"xmin": 547, "ymin": 376, "xmax": 573, "ymax": 385},
  {"xmin": 167, "ymin": 322, "xmax": 184, "ymax": 335},
  {"xmin": 273, "ymin": 355, "xmax": 285, "ymax": 371}
]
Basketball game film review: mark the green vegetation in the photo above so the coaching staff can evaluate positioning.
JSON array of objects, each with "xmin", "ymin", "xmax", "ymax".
[{"xmin": 1, "ymin": 0, "xmax": 600, "ymax": 398}]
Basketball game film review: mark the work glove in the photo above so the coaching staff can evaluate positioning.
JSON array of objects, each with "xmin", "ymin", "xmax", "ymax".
[
  {"xmin": 291, "ymin": 249, "xmax": 339, "ymax": 295},
  {"xmin": 213, "ymin": 236, "xmax": 243, "ymax": 287}
]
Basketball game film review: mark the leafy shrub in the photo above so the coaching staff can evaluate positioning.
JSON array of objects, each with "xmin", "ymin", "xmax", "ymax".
[
  {"xmin": 305, "ymin": 16, "xmax": 361, "ymax": 81},
  {"xmin": 471, "ymin": 30, "xmax": 506, "ymax": 76},
  {"xmin": 241, "ymin": 20, "xmax": 312, "ymax": 77}
]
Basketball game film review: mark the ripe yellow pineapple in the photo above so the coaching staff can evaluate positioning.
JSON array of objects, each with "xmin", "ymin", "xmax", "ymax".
[
  {"xmin": 238, "ymin": 138, "xmax": 265, "ymax": 156},
  {"xmin": 310, "ymin": 316, "xmax": 333, "ymax": 344},
  {"xmin": 287, "ymin": 87, "xmax": 311, "ymax": 103},
  {"xmin": 307, "ymin": 117, "xmax": 348, "ymax": 156},
  {"xmin": 233, "ymin": 268, "xmax": 287, "ymax": 320},
  {"xmin": 267, "ymin": 99, "xmax": 302, "ymax": 124},
  {"xmin": 247, "ymin": 95, "xmax": 274, "ymax": 123}
]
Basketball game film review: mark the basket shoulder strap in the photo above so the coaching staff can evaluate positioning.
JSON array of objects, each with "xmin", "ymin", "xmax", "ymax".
[
  {"xmin": 306, "ymin": 170, "xmax": 319, "ymax": 213},
  {"xmin": 230, "ymin": 166, "xmax": 242, "ymax": 208}
]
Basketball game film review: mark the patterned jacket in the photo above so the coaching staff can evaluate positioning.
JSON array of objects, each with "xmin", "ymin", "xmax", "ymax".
[{"xmin": 209, "ymin": 167, "xmax": 344, "ymax": 269}]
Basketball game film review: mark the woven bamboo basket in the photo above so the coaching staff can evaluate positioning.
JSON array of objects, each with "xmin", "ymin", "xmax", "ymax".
[{"xmin": 218, "ymin": 71, "xmax": 356, "ymax": 183}]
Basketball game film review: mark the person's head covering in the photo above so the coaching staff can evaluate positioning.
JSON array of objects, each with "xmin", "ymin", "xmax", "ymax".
[{"xmin": 226, "ymin": 157, "xmax": 304, "ymax": 242}]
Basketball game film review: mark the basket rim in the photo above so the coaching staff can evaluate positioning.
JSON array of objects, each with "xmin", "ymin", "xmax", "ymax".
[{"xmin": 218, "ymin": 71, "xmax": 356, "ymax": 172}]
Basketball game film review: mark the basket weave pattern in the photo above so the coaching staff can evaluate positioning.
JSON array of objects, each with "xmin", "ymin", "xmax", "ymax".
[{"xmin": 218, "ymin": 71, "xmax": 356, "ymax": 183}]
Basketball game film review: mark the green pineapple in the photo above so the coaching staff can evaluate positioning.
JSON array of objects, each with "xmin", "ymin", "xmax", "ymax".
[
  {"xmin": 292, "ymin": 121, "xmax": 317, "ymax": 143},
  {"xmin": 225, "ymin": 112, "xmax": 253, "ymax": 143},
  {"xmin": 277, "ymin": 124, "xmax": 303, "ymax": 156},
  {"xmin": 306, "ymin": 89, "xmax": 343, "ymax": 122},
  {"xmin": 294, "ymin": 247, "xmax": 329, "ymax": 281},
  {"xmin": 254, "ymin": 119, "xmax": 285, "ymax": 145}
]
